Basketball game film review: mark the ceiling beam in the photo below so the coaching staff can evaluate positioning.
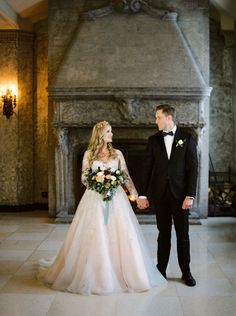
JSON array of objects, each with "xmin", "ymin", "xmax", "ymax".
[
  {"xmin": 0, "ymin": 0, "xmax": 34, "ymax": 30},
  {"xmin": 210, "ymin": 0, "xmax": 236, "ymax": 20},
  {"xmin": 0, "ymin": 0, "xmax": 19, "ymax": 28}
]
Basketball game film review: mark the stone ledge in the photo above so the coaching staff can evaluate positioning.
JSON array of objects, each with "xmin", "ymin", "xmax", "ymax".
[
  {"xmin": 55, "ymin": 213, "xmax": 201, "ymax": 225},
  {"xmin": 48, "ymin": 86, "xmax": 212, "ymax": 98},
  {"xmin": 136, "ymin": 214, "xmax": 201, "ymax": 225}
]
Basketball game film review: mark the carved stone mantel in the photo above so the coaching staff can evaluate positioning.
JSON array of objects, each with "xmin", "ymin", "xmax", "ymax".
[{"xmin": 51, "ymin": 88, "xmax": 211, "ymax": 222}]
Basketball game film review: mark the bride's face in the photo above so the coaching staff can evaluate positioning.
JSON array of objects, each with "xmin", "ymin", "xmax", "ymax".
[{"xmin": 103, "ymin": 125, "xmax": 113, "ymax": 143}]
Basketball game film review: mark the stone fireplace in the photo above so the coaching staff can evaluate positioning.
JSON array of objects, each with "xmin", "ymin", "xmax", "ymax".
[{"xmin": 48, "ymin": 1, "xmax": 211, "ymax": 222}]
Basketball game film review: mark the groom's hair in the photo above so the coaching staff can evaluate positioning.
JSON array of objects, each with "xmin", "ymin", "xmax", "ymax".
[{"xmin": 156, "ymin": 104, "xmax": 176, "ymax": 123}]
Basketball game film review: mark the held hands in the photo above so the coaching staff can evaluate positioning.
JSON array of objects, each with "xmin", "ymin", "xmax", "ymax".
[
  {"xmin": 137, "ymin": 197, "xmax": 149, "ymax": 210},
  {"xmin": 136, "ymin": 196, "xmax": 193, "ymax": 210}
]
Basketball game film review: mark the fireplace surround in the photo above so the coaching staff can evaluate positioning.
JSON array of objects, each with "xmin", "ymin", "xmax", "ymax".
[{"xmin": 48, "ymin": 1, "xmax": 211, "ymax": 221}]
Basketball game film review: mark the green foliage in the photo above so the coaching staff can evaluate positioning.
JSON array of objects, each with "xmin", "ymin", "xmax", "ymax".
[{"xmin": 84, "ymin": 167, "xmax": 127, "ymax": 201}]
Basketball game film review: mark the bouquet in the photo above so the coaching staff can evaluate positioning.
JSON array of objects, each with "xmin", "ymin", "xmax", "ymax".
[{"xmin": 84, "ymin": 167, "xmax": 127, "ymax": 201}]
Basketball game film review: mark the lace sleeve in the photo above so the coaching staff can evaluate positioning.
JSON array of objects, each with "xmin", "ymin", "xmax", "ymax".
[
  {"xmin": 117, "ymin": 150, "xmax": 138, "ymax": 200},
  {"xmin": 81, "ymin": 150, "xmax": 90, "ymax": 186}
]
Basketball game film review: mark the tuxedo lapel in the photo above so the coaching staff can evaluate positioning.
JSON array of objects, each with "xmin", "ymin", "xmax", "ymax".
[
  {"xmin": 169, "ymin": 127, "xmax": 181, "ymax": 160},
  {"xmin": 156, "ymin": 132, "xmax": 169, "ymax": 160}
]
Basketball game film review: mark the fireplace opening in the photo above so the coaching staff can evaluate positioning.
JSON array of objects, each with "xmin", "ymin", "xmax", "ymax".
[{"xmin": 75, "ymin": 139, "xmax": 154, "ymax": 214}]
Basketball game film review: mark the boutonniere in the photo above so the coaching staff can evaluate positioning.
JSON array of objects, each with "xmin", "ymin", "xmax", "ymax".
[{"xmin": 176, "ymin": 139, "xmax": 186, "ymax": 148}]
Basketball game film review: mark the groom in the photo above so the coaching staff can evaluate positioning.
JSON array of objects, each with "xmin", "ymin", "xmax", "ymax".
[{"xmin": 138, "ymin": 104, "xmax": 198, "ymax": 286}]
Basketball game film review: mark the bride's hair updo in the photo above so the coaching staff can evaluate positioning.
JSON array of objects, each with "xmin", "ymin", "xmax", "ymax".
[{"xmin": 87, "ymin": 121, "xmax": 117, "ymax": 166}]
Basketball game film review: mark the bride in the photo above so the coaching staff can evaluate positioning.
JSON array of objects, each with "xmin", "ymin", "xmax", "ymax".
[{"xmin": 39, "ymin": 121, "xmax": 167, "ymax": 295}]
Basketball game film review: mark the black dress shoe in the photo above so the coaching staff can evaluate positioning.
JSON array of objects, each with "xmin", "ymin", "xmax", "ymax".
[{"xmin": 181, "ymin": 273, "xmax": 196, "ymax": 286}]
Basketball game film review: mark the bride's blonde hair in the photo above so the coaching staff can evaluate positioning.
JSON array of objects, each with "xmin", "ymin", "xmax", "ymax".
[{"xmin": 87, "ymin": 121, "xmax": 117, "ymax": 166}]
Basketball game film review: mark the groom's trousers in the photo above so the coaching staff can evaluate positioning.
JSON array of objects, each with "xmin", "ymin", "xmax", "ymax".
[{"xmin": 155, "ymin": 184, "xmax": 191, "ymax": 276}]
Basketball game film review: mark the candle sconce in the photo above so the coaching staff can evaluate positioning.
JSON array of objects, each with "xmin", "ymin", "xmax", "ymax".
[{"xmin": 1, "ymin": 88, "xmax": 16, "ymax": 119}]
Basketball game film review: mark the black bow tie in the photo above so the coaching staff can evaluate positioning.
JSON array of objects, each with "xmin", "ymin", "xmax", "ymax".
[{"xmin": 162, "ymin": 131, "xmax": 174, "ymax": 137}]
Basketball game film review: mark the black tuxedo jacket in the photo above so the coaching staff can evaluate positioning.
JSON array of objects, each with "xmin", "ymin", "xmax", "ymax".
[{"xmin": 141, "ymin": 127, "xmax": 198, "ymax": 203}]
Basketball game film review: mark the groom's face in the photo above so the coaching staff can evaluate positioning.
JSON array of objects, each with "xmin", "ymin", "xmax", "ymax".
[{"xmin": 155, "ymin": 110, "xmax": 172, "ymax": 131}]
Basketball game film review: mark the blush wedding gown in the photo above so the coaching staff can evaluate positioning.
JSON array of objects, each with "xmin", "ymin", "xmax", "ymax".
[{"xmin": 38, "ymin": 149, "xmax": 167, "ymax": 295}]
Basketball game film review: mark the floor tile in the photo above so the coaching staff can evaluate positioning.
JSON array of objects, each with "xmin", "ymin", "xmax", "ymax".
[
  {"xmin": 0, "ymin": 275, "xmax": 57, "ymax": 294},
  {"xmin": 0, "ymin": 225, "xmax": 19, "ymax": 233},
  {"xmin": 180, "ymin": 296, "xmax": 236, "ymax": 316},
  {"xmin": 176, "ymin": 278, "xmax": 236, "ymax": 297},
  {"xmin": 219, "ymin": 263, "xmax": 236, "ymax": 278},
  {"xmin": 0, "ymin": 239, "xmax": 42, "ymax": 250},
  {"xmin": 37, "ymin": 240, "xmax": 64, "ymax": 251},
  {"xmin": 7, "ymin": 232, "xmax": 50, "ymax": 241},
  {"xmin": 0, "ymin": 232, "xmax": 13, "ymax": 241},
  {"xmin": 48, "ymin": 292, "xmax": 184, "ymax": 316},
  {"xmin": 27, "ymin": 250, "xmax": 57, "ymax": 262},
  {"xmin": 0, "ymin": 293, "xmax": 55, "ymax": 316},
  {"xmin": 0, "ymin": 212, "xmax": 235, "ymax": 316},
  {"xmin": 0, "ymin": 275, "xmax": 11, "ymax": 290},
  {"xmin": 170, "ymin": 262, "xmax": 225, "ymax": 278},
  {"xmin": 0, "ymin": 261, "xmax": 23, "ymax": 275},
  {"xmin": 0, "ymin": 250, "xmax": 33, "ymax": 261}
]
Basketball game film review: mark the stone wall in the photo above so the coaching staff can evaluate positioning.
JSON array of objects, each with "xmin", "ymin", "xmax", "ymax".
[
  {"xmin": 0, "ymin": 32, "xmax": 18, "ymax": 204},
  {"xmin": 33, "ymin": 19, "xmax": 48, "ymax": 204},
  {"xmin": 0, "ymin": 31, "xmax": 34, "ymax": 205},
  {"xmin": 152, "ymin": 0, "xmax": 209, "ymax": 82},
  {"xmin": 48, "ymin": 0, "xmax": 84, "ymax": 85},
  {"xmin": 210, "ymin": 19, "xmax": 234, "ymax": 173},
  {"xmin": 0, "ymin": 23, "xmax": 48, "ymax": 207},
  {"xmin": 48, "ymin": 0, "xmax": 209, "ymax": 85}
]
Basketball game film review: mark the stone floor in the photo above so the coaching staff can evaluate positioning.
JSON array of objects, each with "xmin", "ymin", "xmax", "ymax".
[{"xmin": 0, "ymin": 211, "xmax": 236, "ymax": 316}]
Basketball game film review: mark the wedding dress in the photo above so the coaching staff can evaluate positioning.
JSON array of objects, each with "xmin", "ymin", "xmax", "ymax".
[{"xmin": 39, "ymin": 149, "xmax": 167, "ymax": 295}]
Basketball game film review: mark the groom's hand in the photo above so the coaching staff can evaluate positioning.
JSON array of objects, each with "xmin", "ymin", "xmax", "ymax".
[
  {"xmin": 137, "ymin": 198, "xmax": 149, "ymax": 209},
  {"xmin": 182, "ymin": 197, "xmax": 194, "ymax": 210}
]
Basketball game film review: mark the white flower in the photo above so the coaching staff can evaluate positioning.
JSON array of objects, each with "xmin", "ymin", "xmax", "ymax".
[
  {"xmin": 176, "ymin": 139, "xmax": 186, "ymax": 148},
  {"xmin": 95, "ymin": 176, "xmax": 104, "ymax": 183},
  {"xmin": 95, "ymin": 171, "xmax": 105, "ymax": 183},
  {"xmin": 110, "ymin": 176, "xmax": 116, "ymax": 181}
]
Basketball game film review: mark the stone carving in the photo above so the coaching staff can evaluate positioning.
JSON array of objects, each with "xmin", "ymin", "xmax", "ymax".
[
  {"xmin": 57, "ymin": 128, "xmax": 69, "ymax": 156},
  {"xmin": 83, "ymin": 0, "xmax": 177, "ymax": 20},
  {"xmin": 116, "ymin": 0, "xmax": 143, "ymax": 13},
  {"xmin": 82, "ymin": 5, "xmax": 113, "ymax": 20},
  {"xmin": 115, "ymin": 0, "xmax": 175, "ymax": 19},
  {"xmin": 116, "ymin": 97, "xmax": 140, "ymax": 121}
]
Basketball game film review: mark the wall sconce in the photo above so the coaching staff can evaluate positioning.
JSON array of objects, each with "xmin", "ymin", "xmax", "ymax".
[{"xmin": 1, "ymin": 88, "xmax": 16, "ymax": 119}]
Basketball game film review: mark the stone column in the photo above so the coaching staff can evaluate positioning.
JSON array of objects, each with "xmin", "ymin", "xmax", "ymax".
[
  {"xmin": 196, "ymin": 96, "xmax": 210, "ymax": 218},
  {"xmin": 55, "ymin": 127, "xmax": 74, "ymax": 222},
  {"xmin": 232, "ymin": 28, "xmax": 236, "ymax": 175}
]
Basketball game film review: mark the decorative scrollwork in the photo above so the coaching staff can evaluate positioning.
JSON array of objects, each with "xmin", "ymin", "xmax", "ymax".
[
  {"xmin": 115, "ymin": 0, "xmax": 144, "ymax": 13},
  {"xmin": 82, "ymin": 1, "xmax": 176, "ymax": 20},
  {"xmin": 82, "ymin": 5, "xmax": 113, "ymax": 20}
]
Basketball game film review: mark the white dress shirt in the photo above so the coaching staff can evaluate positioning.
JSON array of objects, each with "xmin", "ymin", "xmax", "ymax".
[{"xmin": 163, "ymin": 125, "xmax": 177, "ymax": 159}]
